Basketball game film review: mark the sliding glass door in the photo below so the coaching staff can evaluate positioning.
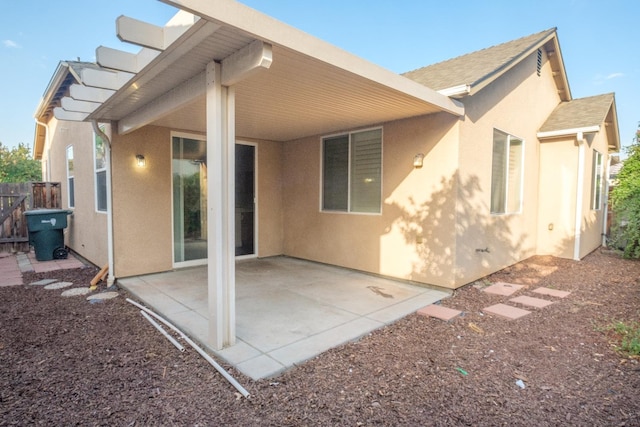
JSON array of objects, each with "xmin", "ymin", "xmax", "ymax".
[{"xmin": 172, "ymin": 135, "xmax": 207, "ymax": 265}]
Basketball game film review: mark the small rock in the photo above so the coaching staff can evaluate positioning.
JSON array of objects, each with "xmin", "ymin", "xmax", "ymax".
[
  {"xmin": 29, "ymin": 279, "xmax": 58, "ymax": 286},
  {"xmin": 61, "ymin": 287, "xmax": 91, "ymax": 297},
  {"xmin": 44, "ymin": 282, "xmax": 73, "ymax": 290}
]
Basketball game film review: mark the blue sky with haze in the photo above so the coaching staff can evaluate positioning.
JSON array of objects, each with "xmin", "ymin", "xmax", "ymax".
[{"xmin": 0, "ymin": 0, "xmax": 637, "ymax": 156}]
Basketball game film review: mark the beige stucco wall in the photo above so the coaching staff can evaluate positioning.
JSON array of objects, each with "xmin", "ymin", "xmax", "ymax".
[
  {"xmin": 254, "ymin": 139, "xmax": 284, "ymax": 257},
  {"xmin": 112, "ymin": 126, "xmax": 173, "ymax": 277},
  {"xmin": 536, "ymin": 138, "xmax": 578, "ymax": 259},
  {"xmin": 111, "ymin": 128, "xmax": 285, "ymax": 277},
  {"xmin": 536, "ymin": 132, "xmax": 610, "ymax": 260},
  {"xmin": 579, "ymin": 132, "xmax": 609, "ymax": 258},
  {"xmin": 282, "ymin": 112, "xmax": 460, "ymax": 288},
  {"xmin": 453, "ymin": 48, "xmax": 562, "ymax": 286},
  {"xmin": 44, "ymin": 117, "xmax": 108, "ymax": 267}
]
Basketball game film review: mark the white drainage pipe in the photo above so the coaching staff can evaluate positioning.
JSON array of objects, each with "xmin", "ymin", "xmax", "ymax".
[
  {"xmin": 140, "ymin": 310, "xmax": 185, "ymax": 353},
  {"xmin": 126, "ymin": 298, "xmax": 250, "ymax": 399}
]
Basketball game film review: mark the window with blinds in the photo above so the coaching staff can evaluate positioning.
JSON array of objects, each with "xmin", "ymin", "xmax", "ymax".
[
  {"xmin": 591, "ymin": 150, "xmax": 603, "ymax": 210},
  {"xmin": 322, "ymin": 128, "xmax": 382, "ymax": 214},
  {"xmin": 490, "ymin": 129, "xmax": 524, "ymax": 214}
]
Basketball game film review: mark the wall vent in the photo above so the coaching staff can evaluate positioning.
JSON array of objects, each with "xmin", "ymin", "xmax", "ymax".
[{"xmin": 536, "ymin": 49, "xmax": 543, "ymax": 76}]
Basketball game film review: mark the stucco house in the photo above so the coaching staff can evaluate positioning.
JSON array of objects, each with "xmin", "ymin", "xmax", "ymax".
[{"xmin": 33, "ymin": 0, "xmax": 619, "ymax": 352}]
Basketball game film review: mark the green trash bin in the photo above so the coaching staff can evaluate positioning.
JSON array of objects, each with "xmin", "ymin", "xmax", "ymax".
[{"xmin": 24, "ymin": 209, "xmax": 73, "ymax": 261}]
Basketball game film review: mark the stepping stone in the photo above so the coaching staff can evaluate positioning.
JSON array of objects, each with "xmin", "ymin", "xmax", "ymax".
[
  {"xmin": 61, "ymin": 287, "xmax": 91, "ymax": 297},
  {"xmin": 44, "ymin": 281, "xmax": 73, "ymax": 290},
  {"xmin": 417, "ymin": 304, "xmax": 462, "ymax": 321},
  {"xmin": 509, "ymin": 295, "xmax": 554, "ymax": 309},
  {"xmin": 483, "ymin": 303, "xmax": 531, "ymax": 320},
  {"xmin": 87, "ymin": 292, "xmax": 119, "ymax": 301},
  {"xmin": 532, "ymin": 287, "xmax": 571, "ymax": 298},
  {"xmin": 29, "ymin": 279, "xmax": 58, "ymax": 286},
  {"xmin": 483, "ymin": 282, "xmax": 524, "ymax": 296}
]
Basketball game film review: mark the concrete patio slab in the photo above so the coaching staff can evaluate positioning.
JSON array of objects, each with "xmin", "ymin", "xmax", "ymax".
[
  {"xmin": 532, "ymin": 287, "xmax": 571, "ymax": 298},
  {"xmin": 119, "ymin": 257, "xmax": 451, "ymax": 380},
  {"xmin": 483, "ymin": 303, "xmax": 531, "ymax": 320},
  {"xmin": 483, "ymin": 282, "xmax": 525, "ymax": 296},
  {"xmin": 509, "ymin": 295, "xmax": 554, "ymax": 308},
  {"xmin": 417, "ymin": 304, "xmax": 462, "ymax": 321}
]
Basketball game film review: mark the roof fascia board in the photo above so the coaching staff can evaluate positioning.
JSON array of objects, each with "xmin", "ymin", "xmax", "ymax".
[
  {"xmin": 606, "ymin": 100, "xmax": 621, "ymax": 152},
  {"xmin": 537, "ymin": 125, "xmax": 600, "ymax": 139},
  {"xmin": 547, "ymin": 35, "xmax": 572, "ymax": 101},
  {"xmin": 469, "ymin": 30, "xmax": 557, "ymax": 96},
  {"xmin": 438, "ymin": 84, "xmax": 470, "ymax": 98},
  {"xmin": 161, "ymin": 0, "xmax": 464, "ymax": 117}
]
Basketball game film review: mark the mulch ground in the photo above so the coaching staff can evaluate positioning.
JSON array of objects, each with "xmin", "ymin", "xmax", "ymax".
[{"xmin": 1, "ymin": 249, "xmax": 639, "ymax": 426}]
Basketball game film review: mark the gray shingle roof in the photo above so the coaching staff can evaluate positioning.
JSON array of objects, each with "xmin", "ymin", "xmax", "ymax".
[
  {"xmin": 402, "ymin": 28, "xmax": 557, "ymax": 92},
  {"xmin": 538, "ymin": 93, "xmax": 615, "ymax": 133}
]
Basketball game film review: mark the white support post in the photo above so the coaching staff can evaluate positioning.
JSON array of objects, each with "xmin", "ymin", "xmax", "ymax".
[{"xmin": 206, "ymin": 61, "xmax": 235, "ymax": 349}]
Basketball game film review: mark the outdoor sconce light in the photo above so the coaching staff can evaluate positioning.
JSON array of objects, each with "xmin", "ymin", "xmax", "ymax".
[
  {"xmin": 136, "ymin": 154, "xmax": 146, "ymax": 167},
  {"xmin": 413, "ymin": 153, "xmax": 424, "ymax": 169}
]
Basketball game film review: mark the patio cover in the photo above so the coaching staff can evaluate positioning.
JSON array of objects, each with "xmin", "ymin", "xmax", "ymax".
[{"xmin": 58, "ymin": 0, "xmax": 466, "ymax": 351}]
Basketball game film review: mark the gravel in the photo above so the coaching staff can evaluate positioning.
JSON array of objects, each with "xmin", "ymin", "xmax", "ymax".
[{"xmin": 1, "ymin": 249, "xmax": 638, "ymax": 426}]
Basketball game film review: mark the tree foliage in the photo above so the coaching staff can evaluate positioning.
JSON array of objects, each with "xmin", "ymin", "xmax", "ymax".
[
  {"xmin": 0, "ymin": 142, "xmax": 42, "ymax": 183},
  {"xmin": 610, "ymin": 125, "xmax": 640, "ymax": 258}
]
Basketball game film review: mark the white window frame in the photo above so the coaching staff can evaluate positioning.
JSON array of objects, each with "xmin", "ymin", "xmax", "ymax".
[
  {"xmin": 94, "ymin": 127, "xmax": 108, "ymax": 213},
  {"xmin": 66, "ymin": 145, "xmax": 75, "ymax": 209},
  {"xmin": 320, "ymin": 127, "xmax": 383, "ymax": 215},
  {"xmin": 591, "ymin": 149, "xmax": 603, "ymax": 210},
  {"xmin": 490, "ymin": 129, "xmax": 525, "ymax": 215}
]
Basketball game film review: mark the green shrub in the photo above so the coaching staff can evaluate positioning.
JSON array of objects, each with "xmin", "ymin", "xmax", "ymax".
[{"xmin": 610, "ymin": 126, "xmax": 640, "ymax": 258}]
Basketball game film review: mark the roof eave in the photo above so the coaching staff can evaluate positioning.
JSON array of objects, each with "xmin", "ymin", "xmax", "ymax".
[
  {"xmin": 537, "ymin": 125, "xmax": 601, "ymax": 139},
  {"xmin": 33, "ymin": 61, "xmax": 71, "ymax": 121}
]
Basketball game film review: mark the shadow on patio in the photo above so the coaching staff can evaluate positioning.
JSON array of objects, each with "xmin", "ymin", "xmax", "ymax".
[{"xmin": 118, "ymin": 257, "xmax": 450, "ymax": 380}]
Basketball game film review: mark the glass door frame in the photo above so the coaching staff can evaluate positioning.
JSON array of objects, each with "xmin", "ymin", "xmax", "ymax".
[
  {"xmin": 171, "ymin": 131, "xmax": 208, "ymax": 268},
  {"xmin": 236, "ymin": 140, "xmax": 258, "ymax": 260},
  {"xmin": 171, "ymin": 134, "xmax": 259, "ymax": 268}
]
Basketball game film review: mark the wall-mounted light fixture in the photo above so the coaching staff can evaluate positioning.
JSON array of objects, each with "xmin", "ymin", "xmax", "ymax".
[
  {"xmin": 136, "ymin": 154, "xmax": 146, "ymax": 167},
  {"xmin": 413, "ymin": 153, "xmax": 425, "ymax": 169}
]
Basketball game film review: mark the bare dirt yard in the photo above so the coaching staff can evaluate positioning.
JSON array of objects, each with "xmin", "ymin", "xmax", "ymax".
[{"xmin": 1, "ymin": 250, "xmax": 639, "ymax": 426}]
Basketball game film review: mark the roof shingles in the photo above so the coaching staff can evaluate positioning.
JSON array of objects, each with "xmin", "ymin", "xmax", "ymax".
[
  {"xmin": 538, "ymin": 93, "xmax": 614, "ymax": 133},
  {"xmin": 402, "ymin": 28, "xmax": 556, "ymax": 92}
]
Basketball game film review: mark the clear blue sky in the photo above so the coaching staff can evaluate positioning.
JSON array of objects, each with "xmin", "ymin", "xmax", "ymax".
[{"xmin": 1, "ymin": 0, "xmax": 637, "ymax": 156}]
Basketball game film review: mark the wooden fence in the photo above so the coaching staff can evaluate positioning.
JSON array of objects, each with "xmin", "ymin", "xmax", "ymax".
[{"xmin": 0, "ymin": 182, "xmax": 61, "ymax": 253}]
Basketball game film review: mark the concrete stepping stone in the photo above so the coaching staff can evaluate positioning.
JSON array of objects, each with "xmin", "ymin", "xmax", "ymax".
[
  {"xmin": 29, "ymin": 279, "xmax": 58, "ymax": 286},
  {"xmin": 44, "ymin": 281, "xmax": 73, "ymax": 290},
  {"xmin": 483, "ymin": 303, "xmax": 531, "ymax": 320},
  {"xmin": 532, "ymin": 287, "xmax": 571, "ymax": 298},
  {"xmin": 87, "ymin": 292, "xmax": 119, "ymax": 301},
  {"xmin": 417, "ymin": 304, "xmax": 462, "ymax": 321},
  {"xmin": 509, "ymin": 295, "xmax": 554, "ymax": 309},
  {"xmin": 483, "ymin": 282, "xmax": 524, "ymax": 296},
  {"xmin": 61, "ymin": 287, "xmax": 91, "ymax": 297}
]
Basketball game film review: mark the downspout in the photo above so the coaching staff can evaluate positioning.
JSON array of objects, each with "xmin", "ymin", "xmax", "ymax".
[
  {"xmin": 92, "ymin": 120, "xmax": 115, "ymax": 287},
  {"xmin": 34, "ymin": 120, "xmax": 50, "ymax": 181},
  {"xmin": 573, "ymin": 132, "xmax": 585, "ymax": 261},
  {"xmin": 602, "ymin": 155, "xmax": 612, "ymax": 246}
]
